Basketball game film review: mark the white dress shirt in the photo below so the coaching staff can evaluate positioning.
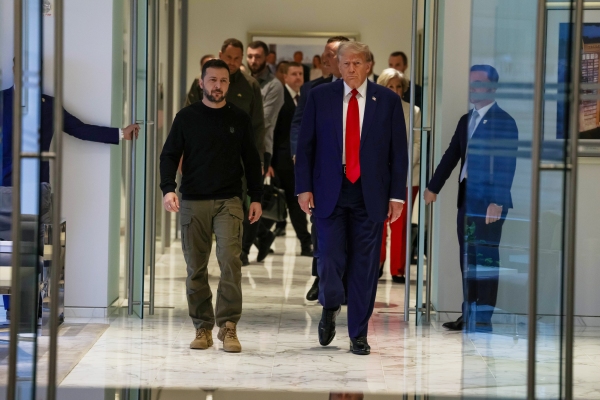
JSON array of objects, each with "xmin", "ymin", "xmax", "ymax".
[
  {"xmin": 342, "ymin": 79, "xmax": 404, "ymax": 204},
  {"xmin": 285, "ymin": 84, "xmax": 299, "ymax": 106},
  {"xmin": 459, "ymin": 101, "xmax": 495, "ymax": 181}
]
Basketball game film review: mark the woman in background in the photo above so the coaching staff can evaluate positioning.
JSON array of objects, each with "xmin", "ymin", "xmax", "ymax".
[
  {"xmin": 376, "ymin": 68, "xmax": 421, "ymax": 283},
  {"xmin": 309, "ymin": 54, "xmax": 323, "ymax": 81}
]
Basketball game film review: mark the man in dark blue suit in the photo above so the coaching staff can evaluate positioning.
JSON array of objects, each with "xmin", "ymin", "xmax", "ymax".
[
  {"xmin": 424, "ymin": 65, "xmax": 518, "ymax": 332},
  {"xmin": 1, "ymin": 82, "xmax": 139, "ymax": 317},
  {"xmin": 290, "ymin": 36, "xmax": 349, "ymax": 302},
  {"xmin": 1, "ymin": 86, "xmax": 139, "ymax": 186},
  {"xmin": 295, "ymin": 41, "xmax": 408, "ymax": 355}
]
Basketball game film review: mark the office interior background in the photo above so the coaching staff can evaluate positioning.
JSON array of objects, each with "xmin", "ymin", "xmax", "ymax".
[{"xmin": 0, "ymin": 0, "xmax": 599, "ymax": 399}]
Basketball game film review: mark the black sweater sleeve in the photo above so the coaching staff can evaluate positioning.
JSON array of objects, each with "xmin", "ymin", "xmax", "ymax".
[
  {"xmin": 159, "ymin": 114, "xmax": 184, "ymax": 195},
  {"xmin": 241, "ymin": 117, "xmax": 264, "ymax": 203}
]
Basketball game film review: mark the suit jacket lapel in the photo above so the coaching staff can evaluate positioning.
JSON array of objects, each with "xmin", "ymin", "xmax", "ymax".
[
  {"xmin": 331, "ymin": 80, "xmax": 344, "ymax": 156},
  {"xmin": 361, "ymin": 81, "xmax": 377, "ymax": 149}
]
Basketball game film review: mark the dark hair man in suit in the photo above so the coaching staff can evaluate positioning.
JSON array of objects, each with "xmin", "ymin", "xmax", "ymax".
[
  {"xmin": 266, "ymin": 50, "xmax": 277, "ymax": 74},
  {"xmin": 0, "ymin": 59, "xmax": 140, "ymax": 317},
  {"xmin": 257, "ymin": 62, "xmax": 312, "ymax": 258},
  {"xmin": 388, "ymin": 51, "xmax": 422, "ymax": 107},
  {"xmin": 289, "ymin": 36, "xmax": 350, "ymax": 302},
  {"xmin": 295, "ymin": 41, "xmax": 408, "ymax": 355},
  {"xmin": 275, "ymin": 61, "xmax": 289, "ymax": 84},
  {"xmin": 294, "ymin": 50, "xmax": 311, "ymax": 83},
  {"xmin": 424, "ymin": 64, "xmax": 518, "ymax": 332}
]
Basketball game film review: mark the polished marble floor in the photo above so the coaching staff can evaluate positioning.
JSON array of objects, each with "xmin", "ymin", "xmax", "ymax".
[{"xmin": 57, "ymin": 226, "xmax": 600, "ymax": 398}]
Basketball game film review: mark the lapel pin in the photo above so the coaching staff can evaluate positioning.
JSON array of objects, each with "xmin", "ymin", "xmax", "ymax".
[
  {"xmin": 372, "ymin": 96, "xmax": 376, "ymax": 101},
  {"xmin": 230, "ymin": 127, "xmax": 235, "ymax": 133},
  {"xmin": 483, "ymin": 120, "xmax": 488, "ymax": 124},
  {"xmin": 237, "ymin": 93, "xmax": 242, "ymax": 97}
]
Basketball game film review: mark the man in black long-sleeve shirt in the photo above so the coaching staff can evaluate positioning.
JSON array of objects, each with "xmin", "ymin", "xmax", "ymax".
[{"xmin": 160, "ymin": 59, "xmax": 263, "ymax": 353}]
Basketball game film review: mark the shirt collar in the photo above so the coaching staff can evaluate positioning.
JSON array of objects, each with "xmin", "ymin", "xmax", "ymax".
[
  {"xmin": 472, "ymin": 101, "xmax": 495, "ymax": 119},
  {"xmin": 331, "ymin": 75, "xmax": 340, "ymax": 82},
  {"xmin": 343, "ymin": 78, "xmax": 368, "ymax": 99},
  {"xmin": 254, "ymin": 67, "xmax": 271, "ymax": 83},
  {"xmin": 285, "ymin": 84, "xmax": 298, "ymax": 99}
]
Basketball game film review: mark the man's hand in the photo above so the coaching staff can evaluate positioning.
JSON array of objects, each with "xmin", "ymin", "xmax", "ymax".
[
  {"xmin": 265, "ymin": 166, "xmax": 275, "ymax": 178},
  {"xmin": 123, "ymin": 124, "xmax": 140, "ymax": 140},
  {"xmin": 248, "ymin": 202, "xmax": 262, "ymax": 224},
  {"xmin": 486, "ymin": 203, "xmax": 503, "ymax": 224},
  {"xmin": 298, "ymin": 192, "xmax": 314, "ymax": 215},
  {"xmin": 424, "ymin": 188, "xmax": 437, "ymax": 205},
  {"xmin": 163, "ymin": 192, "xmax": 180, "ymax": 213},
  {"xmin": 388, "ymin": 201, "xmax": 404, "ymax": 223}
]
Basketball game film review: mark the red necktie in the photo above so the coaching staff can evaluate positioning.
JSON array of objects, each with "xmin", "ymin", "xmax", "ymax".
[{"xmin": 346, "ymin": 89, "xmax": 360, "ymax": 183}]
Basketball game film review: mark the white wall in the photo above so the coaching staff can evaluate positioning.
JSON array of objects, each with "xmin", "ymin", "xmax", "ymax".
[
  {"xmin": 43, "ymin": 0, "xmax": 118, "ymax": 310},
  {"xmin": 185, "ymin": 0, "xmax": 414, "ymax": 87}
]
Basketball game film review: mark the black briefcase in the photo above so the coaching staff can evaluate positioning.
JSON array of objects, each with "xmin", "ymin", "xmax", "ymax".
[{"xmin": 261, "ymin": 181, "xmax": 286, "ymax": 222}]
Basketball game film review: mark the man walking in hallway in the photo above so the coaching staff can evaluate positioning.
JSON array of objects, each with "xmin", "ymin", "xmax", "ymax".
[
  {"xmin": 424, "ymin": 64, "xmax": 518, "ymax": 332},
  {"xmin": 160, "ymin": 59, "xmax": 263, "ymax": 353},
  {"xmin": 290, "ymin": 36, "xmax": 349, "ymax": 302},
  {"xmin": 295, "ymin": 42, "xmax": 408, "ymax": 355},
  {"xmin": 245, "ymin": 40, "xmax": 285, "ymax": 263},
  {"xmin": 257, "ymin": 62, "xmax": 313, "ymax": 256}
]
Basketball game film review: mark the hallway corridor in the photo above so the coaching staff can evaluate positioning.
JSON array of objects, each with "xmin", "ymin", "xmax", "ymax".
[{"xmin": 56, "ymin": 227, "xmax": 600, "ymax": 398}]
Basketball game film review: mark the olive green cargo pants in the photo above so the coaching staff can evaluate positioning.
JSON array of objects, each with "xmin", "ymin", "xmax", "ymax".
[{"xmin": 180, "ymin": 197, "xmax": 244, "ymax": 330}]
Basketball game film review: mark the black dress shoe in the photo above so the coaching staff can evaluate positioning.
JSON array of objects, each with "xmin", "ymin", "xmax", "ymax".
[
  {"xmin": 442, "ymin": 316, "xmax": 463, "ymax": 331},
  {"xmin": 350, "ymin": 336, "xmax": 371, "ymax": 355},
  {"xmin": 318, "ymin": 306, "xmax": 340, "ymax": 346},
  {"xmin": 240, "ymin": 251, "xmax": 250, "ymax": 266},
  {"xmin": 391, "ymin": 275, "xmax": 406, "ymax": 284},
  {"xmin": 378, "ymin": 263, "xmax": 384, "ymax": 279},
  {"xmin": 273, "ymin": 226, "xmax": 286, "ymax": 237},
  {"xmin": 306, "ymin": 277, "xmax": 319, "ymax": 301},
  {"xmin": 257, "ymin": 231, "xmax": 276, "ymax": 262}
]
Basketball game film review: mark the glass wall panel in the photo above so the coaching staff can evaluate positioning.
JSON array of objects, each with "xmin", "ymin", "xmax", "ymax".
[
  {"xmin": 1, "ymin": 0, "xmax": 44, "ymax": 397},
  {"xmin": 463, "ymin": 0, "xmax": 572, "ymax": 397}
]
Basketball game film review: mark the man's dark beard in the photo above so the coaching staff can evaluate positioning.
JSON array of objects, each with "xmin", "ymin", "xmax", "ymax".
[
  {"xmin": 249, "ymin": 61, "xmax": 267, "ymax": 75},
  {"xmin": 203, "ymin": 87, "xmax": 227, "ymax": 103}
]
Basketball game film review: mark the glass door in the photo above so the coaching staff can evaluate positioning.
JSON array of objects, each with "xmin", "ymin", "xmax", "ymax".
[
  {"xmin": 118, "ymin": 0, "xmax": 149, "ymax": 318},
  {"xmin": 4, "ymin": 0, "xmax": 44, "ymax": 398}
]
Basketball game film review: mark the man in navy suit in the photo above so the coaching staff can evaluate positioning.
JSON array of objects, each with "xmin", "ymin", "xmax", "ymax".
[
  {"xmin": 1, "ymin": 86, "xmax": 139, "ymax": 186},
  {"xmin": 424, "ymin": 65, "xmax": 518, "ymax": 332},
  {"xmin": 290, "ymin": 35, "xmax": 349, "ymax": 302},
  {"xmin": 295, "ymin": 41, "xmax": 408, "ymax": 355},
  {"xmin": 1, "ymin": 81, "xmax": 139, "ymax": 317}
]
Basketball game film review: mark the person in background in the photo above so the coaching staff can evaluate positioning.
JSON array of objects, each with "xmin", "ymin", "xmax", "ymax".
[
  {"xmin": 424, "ymin": 65, "xmax": 518, "ymax": 332},
  {"xmin": 160, "ymin": 59, "xmax": 263, "ymax": 353},
  {"xmin": 367, "ymin": 52, "xmax": 379, "ymax": 83},
  {"xmin": 294, "ymin": 50, "xmax": 310, "ymax": 83},
  {"xmin": 376, "ymin": 68, "xmax": 420, "ymax": 283},
  {"xmin": 267, "ymin": 50, "xmax": 277, "ymax": 74},
  {"xmin": 310, "ymin": 54, "xmax": 323, "ymax": 81},
  {"xmin": 257, "ymin": 62, "xmax": 312, "ymax": 258},
  {"xmin": 388, "ymin": 51, "xmax": 422, "ymax": 108},
  {"xmin": 184, "ymin": 54, "xmax": 215, "ymax": 106},
  {"xmin": 1, "ymin": 59, "xmax": 140, "ymax": 318},
  {"xmin": 244, "ymin": 40, "xmax": 285, "ymax": 264},
  {"xmin": 289, "ymin": 36, "xmax": 349, "ymax": 302},
  {"xmin": 275, "ymin": 60, "xmax": 289, "ymax": 85}
]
